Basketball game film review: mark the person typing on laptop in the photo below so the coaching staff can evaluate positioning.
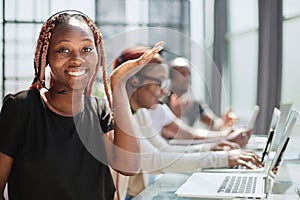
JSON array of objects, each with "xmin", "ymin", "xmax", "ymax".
[
  {"xmin": 175, "ymin": 109, "xmax": 299, "ymax": 199},
  {"xmin": 163, "ymin": 57, "xmax": 238, "ymax": 130},
  {"xmin": 111, "ymin": 45, "xmax": 263, "ymax": 199}
]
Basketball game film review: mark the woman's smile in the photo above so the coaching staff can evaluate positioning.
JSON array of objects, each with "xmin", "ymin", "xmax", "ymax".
[{"xmin": 66, "ymin": 68, "xmax": 88, "ymax": 77}]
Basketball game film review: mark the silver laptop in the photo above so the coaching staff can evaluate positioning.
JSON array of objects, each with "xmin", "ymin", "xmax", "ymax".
[
  {"xmin": 203, "ymin": 107, "xmax": 281, "ymax": 173},
  {"xmin": 246, "ymin": 105, "xmax": 260, "ymax": 130},
  {"xmin": 246, "ymin": 103, "xmax": 292, "ymax": 151},
  {"xmin": 259, "ymin": 107, "xmax": 281, "ymax": 163},
  {"xmin": 271, "ymin": 103, "xmax": 292, "ymax": 151},
  {"xmin": 175, "ymin": 110, "xmax": 299, "ymax": 199}
]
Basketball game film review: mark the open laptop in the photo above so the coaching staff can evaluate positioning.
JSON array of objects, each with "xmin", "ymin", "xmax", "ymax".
[
  {"xmin": 175, "ymin": 110, "xmax": 299, "ymax": 199},
  {"xmin": 168, "ymin": 105, "xmax": 260, "ymax": 145},
  {"xmin": 202, "ymin": 107, "xmax": 281, "ymax": 173},
  {"xmin": 245, "ymin": 105, "xmax": 260, "ymax": 130},
  {"xmin": 246, "ymin": 103, "xmax": 292, "ymax": 151},
  {"xmin": 258, "ymin": 107, "xmax": 281, "ymax": 162},
  {"xmin": 271, "ymin": 103, "xmax": 292, "ymax": 151}
]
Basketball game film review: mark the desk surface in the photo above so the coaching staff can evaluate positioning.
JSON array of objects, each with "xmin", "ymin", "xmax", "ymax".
[
  {"xmin": 133, "ymin": 126, "xmax": 300, "ymax": 200},
  {"xmin": 133, "ymin": 161, "xmax": 300, "ymax": 200}
]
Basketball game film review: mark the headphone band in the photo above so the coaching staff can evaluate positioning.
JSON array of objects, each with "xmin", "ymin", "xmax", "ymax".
[{"xmin": 45, "ymin": 10, "xmax": 92, "ymax": 23}]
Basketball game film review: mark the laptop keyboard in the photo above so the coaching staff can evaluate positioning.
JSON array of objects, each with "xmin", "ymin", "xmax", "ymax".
[{"xmin": 217, "ymin": 176, "xmax": 257, "ymax": 194}]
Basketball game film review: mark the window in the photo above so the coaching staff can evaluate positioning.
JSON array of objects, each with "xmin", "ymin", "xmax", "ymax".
[
  {"xmin": 1, "ymin": 0, "xmax": 95, "ymax": 98},
  {"xmin": 282, "ymin": 0, "xmax": 300, "ymax": 111},
  {"xmin": 225, "ymin": 0, "xmax": 259, "ymax": 120},
  {"xmin": 96, "ymin": 0, "xmax": 191, "ymax": 77}
]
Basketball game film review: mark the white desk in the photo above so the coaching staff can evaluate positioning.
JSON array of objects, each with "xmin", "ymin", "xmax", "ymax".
[{"xmin": 133, "ymin": 124, "xmax": 300, "ymax": 200}]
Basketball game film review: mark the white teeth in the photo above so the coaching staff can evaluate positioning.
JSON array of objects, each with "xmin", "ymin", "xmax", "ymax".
[{"xmin": 68, "ymin": 70, "xmax": 86, "ymax": 77}]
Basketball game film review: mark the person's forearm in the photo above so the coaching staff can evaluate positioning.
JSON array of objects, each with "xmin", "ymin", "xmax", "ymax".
[
  {"xmin": 194, "ymin": 129, "xmax": 229, "ymax": 139},
  {"xmin": 110, "ymin": 86, "xmax": 141, "ymax": 175},
  {"xmin": 175, "ymin": 119, "xmax": 228, "ymax": 139},
  {"xmin": 162, "ymin": 119, "xmax": 203, "ymax": 140},
  {"xmin": 162, "ymin": 119, "xmax": 230, "ymax": 143},
  {"xmin": 141, "ymin": 150, "xmax": 228, "ymax": 173}
]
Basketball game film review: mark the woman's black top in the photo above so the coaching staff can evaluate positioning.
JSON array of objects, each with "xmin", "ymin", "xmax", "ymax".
[{"xmin": 0, "ymin": 89, "xmax": 115, "ymax": 199}]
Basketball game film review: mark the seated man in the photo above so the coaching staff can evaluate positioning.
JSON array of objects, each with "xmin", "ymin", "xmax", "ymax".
[
  {"xmin": 165, "ymin": 57, "xmax": 237, "ymax": 130},
  {"xmin": 111, "ymin": 44, "xmax": 262, "ymax": 199}
]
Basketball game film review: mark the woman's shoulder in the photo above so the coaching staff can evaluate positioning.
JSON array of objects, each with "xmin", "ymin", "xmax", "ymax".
[
  {"xmin": 3, "ymin": 89, "xmax": 38, "ymax": 100},
  {"xmin": 3, "ymin": 89, "xmax": 39, "ymax": 104}
]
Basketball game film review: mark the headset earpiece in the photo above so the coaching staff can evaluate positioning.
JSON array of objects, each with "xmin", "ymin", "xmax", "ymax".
[{"xmin": 129, "ymin": 75, "xmax": 142, "ymax": 88}]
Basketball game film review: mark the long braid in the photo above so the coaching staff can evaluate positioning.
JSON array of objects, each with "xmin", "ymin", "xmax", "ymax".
[
  {"xmin": 31, "ymin": 16, "xmax": 58, "ymax": 89},
  {"xmin": 39, "ymin": 26, "xmax": 54, "ymax": 86},
  {"xmin": 100, "ymin": 44, "xmax": 112, "ymax": 110},
  {"xmin": 82, "ymin": 17, "xmax": 112, "ymax": 110}
]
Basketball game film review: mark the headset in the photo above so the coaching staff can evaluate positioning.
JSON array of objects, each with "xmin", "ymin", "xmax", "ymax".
[
  {"xmin": 45, "ymin": 10, "xmax": 91, "ymax": 23},
  {"xmin": 129, "ymin": 75, "xmax": 142, "ymax": 88}
]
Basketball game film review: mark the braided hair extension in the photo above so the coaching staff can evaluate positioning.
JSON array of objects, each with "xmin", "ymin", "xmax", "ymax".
[{"xmin": 30, "ymin": 10, "xmax": 112, "ymax": 109}]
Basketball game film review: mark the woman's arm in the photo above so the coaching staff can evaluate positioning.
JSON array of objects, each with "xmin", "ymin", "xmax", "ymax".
[
  {"xmin": 104, "ymin": 42, "xmax": 164, "ymax": 176},
  {"xmin": 162, "ymin": 118, "xmax": 229, "ymax": 140},
  {"xmin": 162, "ymin": 118, "xmax": 251, "ymax": 148},
  {"xmin": 0, "ymin": 152, "xmax": 13, "ymax": 200}
]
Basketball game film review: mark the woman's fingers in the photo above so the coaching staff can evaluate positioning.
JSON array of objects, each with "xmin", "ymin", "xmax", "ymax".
[
  {"xmin": 112, "ymin": 41, "xmax": 164, "ymax": 75},
  {"xmin": 110, "ymin": 41, "xmax": 165, "ymax": 88},
  {"xmin": 136, "ymin": 41, "xmax": 164, "ymax": 65}
]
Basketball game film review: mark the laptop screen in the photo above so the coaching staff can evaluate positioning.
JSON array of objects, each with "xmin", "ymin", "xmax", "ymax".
[
  {"xmin": 271, "ymin": 103, "xmax": 292, "ymax": 151},
  {"xmin": 260, "ymin": 107, "xmax": 281, "ymax": 163},
  {"xmin": 265, "ymin": 109, "xmax": 299, "ymax": 177}
]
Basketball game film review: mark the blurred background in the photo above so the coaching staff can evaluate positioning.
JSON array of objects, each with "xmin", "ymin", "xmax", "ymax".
[{"xmin": 0, "ymin": 0, "xmax": 299, "ymax": 134}]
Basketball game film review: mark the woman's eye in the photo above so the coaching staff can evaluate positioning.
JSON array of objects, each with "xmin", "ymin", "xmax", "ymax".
[
  {"xmin": 57, "ymin": 48, "xmax": 69, "ymax": 53},
  {"xmin": 83, "ymin": 47, "xmax": 93, "ymax": 52}
]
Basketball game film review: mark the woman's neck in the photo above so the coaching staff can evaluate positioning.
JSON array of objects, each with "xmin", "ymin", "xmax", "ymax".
[{"xmin": 41, "ymin": 88, "xmax": 84, "ymax": 117}]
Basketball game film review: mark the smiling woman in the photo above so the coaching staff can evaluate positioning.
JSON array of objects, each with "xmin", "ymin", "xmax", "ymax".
[
  {"xmin": 0, "ymin": 10, "xmax": 164, "ymax": 200},
  {"xmin": 49, "ymin": 21, "xmax": 98, "ymax": 93}
]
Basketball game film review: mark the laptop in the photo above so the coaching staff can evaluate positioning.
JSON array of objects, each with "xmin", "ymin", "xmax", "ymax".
[
  {"xmin": 245, "ymin": 105, "xmax": 260, "ymax": 130},
  {"xmin": 168, "ymin": 105, "xmax": 260, "ymax": 145},
  {"xmin": 175, "ymin": 110, "xmax": 299, "ymax": 199},
  {"xmin": 202, "ymin": 107, "xmax": 281, "ymax": 173},
  {"xmin": 271, "ymin": 103, "xmax": 292, "ymax": 151},
  {"xmin": 260, "ymin": 107, "xmax": 281, "ymax": 163},
  {"xmin": 246, "ymin": 103, "xmax": 292, "ymax": 151}
]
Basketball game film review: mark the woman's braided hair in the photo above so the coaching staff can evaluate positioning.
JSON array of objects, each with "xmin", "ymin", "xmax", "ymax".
[{"xmin": 30, "ymin": 10, "xmax": 112, "ymax": 108}]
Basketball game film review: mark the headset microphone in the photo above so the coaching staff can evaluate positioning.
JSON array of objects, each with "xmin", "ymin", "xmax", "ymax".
[
  {"xmin": 45, "ymin": 85, "xmax": 67, "ymax": 95},
  {"xmin": 55, "ymin": 90, "xmax": 67, "ymax": 95},
  {"xmin": 38, "ymin": 79, "xmax": 67, "ymax": 94}
]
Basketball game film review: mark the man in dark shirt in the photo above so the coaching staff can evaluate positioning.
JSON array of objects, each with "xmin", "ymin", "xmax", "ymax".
[{"xmin": 164, "ymin": 57, "xmax": 237, "ymax": 130}]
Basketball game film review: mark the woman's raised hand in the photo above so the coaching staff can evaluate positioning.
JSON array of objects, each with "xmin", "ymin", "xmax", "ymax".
[{"xmin": 110, "ymin": 41, "xmax": 164, "ymax": 90}]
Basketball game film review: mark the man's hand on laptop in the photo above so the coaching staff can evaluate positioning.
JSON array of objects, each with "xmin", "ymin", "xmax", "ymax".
[
  {"xmin": 225, "ymin": 128, "xmax": 252, "ymax": 148},
  {"xmin": 227, "ymin": 149, "xmax": 263, "ymax": 169}
]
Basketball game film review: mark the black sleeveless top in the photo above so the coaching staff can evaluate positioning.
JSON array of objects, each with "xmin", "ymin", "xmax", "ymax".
[{"xmin": 0, "ymin": 89, "xmax": 115, "ymax": 199}]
